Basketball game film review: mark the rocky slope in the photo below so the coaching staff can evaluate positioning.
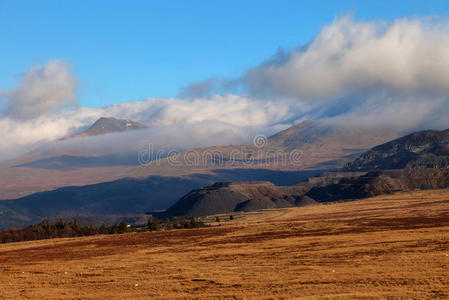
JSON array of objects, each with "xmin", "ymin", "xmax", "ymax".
[
  {"xmin": 159, "ymin": 181, "xmax": 316, "ymax": 217},
  {"xmin": 307, "ymin": 169, "xmax": 449, "ymax": 203},
  {"xmin": 343, "ymin": 129, "xmax": 449, "ymax": 171},
  {"xmin": 163, "ymin": 168, "xmax": 449, "ymax": 217}
]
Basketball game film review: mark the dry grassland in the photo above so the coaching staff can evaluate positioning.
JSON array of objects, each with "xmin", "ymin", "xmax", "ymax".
[{"xmin": 1, "ymin": 189, "xmax": 449, "ymax": 299}]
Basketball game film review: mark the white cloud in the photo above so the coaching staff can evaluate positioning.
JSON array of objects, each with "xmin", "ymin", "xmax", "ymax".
[
  {"xmin": 181, "ymin": 15, "xmax": 449, "ymax": 132},
  {"xmin": 245, "ymin": 16, "xmax": 449, "ymax": 99},
  {"xmin": 105, "ymin": 95, "xmax": 307, "ymax": 127},
  {"xmin": 4, "ymin": 60, "xmax": 78, "ymax": 120},
  {"xmin": 0, "ymin": 95, "xmax": 304, "ymax": 161}
]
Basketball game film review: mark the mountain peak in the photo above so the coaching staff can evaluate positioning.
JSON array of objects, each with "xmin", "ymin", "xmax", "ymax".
[{"xmin": 67, "ymin": 117, "xmax": 148, "ymax": 139}]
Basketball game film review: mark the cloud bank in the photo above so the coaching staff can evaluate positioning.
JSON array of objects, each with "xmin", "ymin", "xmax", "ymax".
[
  {"xmin": 245, "ymin": 16, "xmax": 449, "ymax": 99},
  {"xmin": 182, "ymin": 16, "xmax": 449, "ymax": 131},
  {"xmin": 184, "ymin": 16, "xmax": 449, "ymax": 100},
  {"xmin": 0, "ymin": 95, "xmax": 303, "ymax": 161}
]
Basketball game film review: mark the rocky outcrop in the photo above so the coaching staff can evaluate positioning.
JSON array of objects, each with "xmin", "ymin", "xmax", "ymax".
[
  {"xmin": 163, "ymin": 168, "xmax": 449, "ymax": 217},
  {"xmin": 160, "ymin": 181, "xmax": 315, "ymax": 217}
]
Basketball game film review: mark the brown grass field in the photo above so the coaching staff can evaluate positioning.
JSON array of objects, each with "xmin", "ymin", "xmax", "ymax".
[{"xmin": 1, "ymin": 189, "xmax": 449, "ymax": 299}]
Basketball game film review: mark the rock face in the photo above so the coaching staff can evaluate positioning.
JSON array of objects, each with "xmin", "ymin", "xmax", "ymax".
[
  {"xmin": 160, "ymin": 181, "xmax": 316, "ymax": 217},
  {"xmin": 68, "ymin": 117, "xmax": 148, "ymax": 138},
  {"xmin": 343, "ymin": 129, "xmax": 449, "ymax": 171}
]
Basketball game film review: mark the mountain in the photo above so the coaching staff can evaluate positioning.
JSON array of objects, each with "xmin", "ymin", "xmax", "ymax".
[
  {"xmin": 161, "ymin": 168, "xmax": 449, "ymax": 218},
  {"xmin": 0, "ymin": 169, "xmax": 321, "ymax": 229},
  {"xmin": 162, "ymin": 127, "xmax": 449, "ymax": 218},
  {"xmin": 0, "ymin": 120, "xmax": 403, "ymax": 228},
  {"xmin": 67, "ymin": 117, "xmax": 148, "ymax": 138},
  {"xmin": 157, "ymin": 172, "xmax": 363, "ymax": 218},
  {"xmin": 267, "ymin": 120, "xmax": 390, "ymax": 153},
  {"xmin": 131, "ymin": 120, "xmax": 399, "ymax": 177},
  {"xmin": 1, "ymin": 120, "xmax": 399, "ymax": 200},
  {"xmin": 0, "ymin": 176, "xmax": 207, "ymax": 229},
  {"xmin": 343, "ymin": 129, "xmax": 449, "ymax": 171},
  {"xmin": 7, "ymin": 124, "xmax": 449, "ymax": 227}
]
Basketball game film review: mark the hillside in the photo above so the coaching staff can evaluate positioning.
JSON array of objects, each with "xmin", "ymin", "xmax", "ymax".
[
  {"xmin": 1, "ymin": 189, "xmax": 448, "ymax": 299},
  {"xmin": 306, "ymin": 169, "xmax": 449, "ymax": 203},
  {"xmin": 0, "ymin": 120, "xmax": 394, "ymax": 201},
  {"xmin": 0, "ymin": 170, "xmax": 321, "ymax": 229},
  {"xmin": 162, "ymin": 169, "xmax": 449, "ymax": 218},
  {"xmin": 5, "ymin": 126, "xmax": 447, "ymax": 226},
  {"xmin": 0, "ymin": 120, "xmax": 403, "ymax": 229},
  {"xmin": 133, "ymin": 120, "xmax": 399, "ymax": 175},
  {"xmin": 343, "ymin": 129, "xmax": 449, "ymax": 171},
  {"xmin": 163, "ymin": 142, "xmax": 449, "ymax": 217},
  {"xmin": 160, "ymin": 181, "xmax": 315, "ymax": 217}
]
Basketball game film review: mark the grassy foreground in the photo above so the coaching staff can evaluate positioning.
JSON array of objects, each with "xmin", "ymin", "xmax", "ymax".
[{"xmin": 1, "ymin": 189, "xmax": 449, "ymax": 299}]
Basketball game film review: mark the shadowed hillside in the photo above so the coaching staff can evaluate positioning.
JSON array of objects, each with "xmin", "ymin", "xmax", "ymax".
[
  {"xmin": 0, "ymin": 169, "xmax": 322, "ymax": 229},
  {"xmin": 160, "ymin": 181, "xmax": 316, "ymax": 217},
  {"xmin": 344, "ymin": 129, "xmax": 449, "ymax": 171}
]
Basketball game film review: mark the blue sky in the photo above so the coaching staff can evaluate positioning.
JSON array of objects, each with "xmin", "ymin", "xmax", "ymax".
[{"xmin": 1, "ymin": 0, "xmax": 448, "ymax": 108}]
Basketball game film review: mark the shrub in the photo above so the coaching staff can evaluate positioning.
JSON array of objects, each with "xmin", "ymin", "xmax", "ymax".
[{"xmin": 147, "ymin": 218, "xmax": 161, "ymax": 231}]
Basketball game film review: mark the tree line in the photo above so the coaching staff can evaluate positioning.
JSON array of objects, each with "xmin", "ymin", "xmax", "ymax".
[{"xmin": 0, "ymin": 216, "xmax": 207, "ymax": 244}]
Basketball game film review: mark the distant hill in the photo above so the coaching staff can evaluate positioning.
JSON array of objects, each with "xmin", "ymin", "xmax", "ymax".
[
  {"xmin": 343, "ymin": 129, "xmax": 449, "ymax": 171},
  {"xmin": 158, "ymin": 181, "xmax": 316, "ymax": 217},
  {"xmin": 131, "ymin": 120, "xmax": 399, "ymax": 177},
  {"xmin": 2, "ymin": 120, "xmax": 398, "ymax": 200},
  {"xmin": 163, "ymin": 168, "xmax": 449, "ymax": 218},
  {"xmin": 67, "ymin": 117, "xmax": 148, "ymax": 138},
  {"xmin": 0, "ymin": 169, "xmax": 321, "ymax": 229},
  {"xmin": 161, "ymin": 127, "xmax": 449, "ymax": 217},
  {"xmin": 0, "ymin": 120, "xmax": 403, "ymax": 228},
  {"xmin": 307, "ymin": 169, "xmax": 449, "ymax": 203}
]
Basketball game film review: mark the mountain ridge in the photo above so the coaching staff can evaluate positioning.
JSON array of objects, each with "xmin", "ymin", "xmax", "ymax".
[
  {"xmin": 343, "ymin": 128, "xmax": 449, "ymax": 171},
  {"xmin": 160, "ymin": 128, "xmax": 449, "ymax": 217}
]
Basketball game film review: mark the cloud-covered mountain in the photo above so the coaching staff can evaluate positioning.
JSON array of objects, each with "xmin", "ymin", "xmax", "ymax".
[
  {"xmin": 2, "ymin": 16, "xmax": 449, "ymax": 163},
  {"xmin": 66, "ymin": 117, "xmax": 149, "ymax": 138}
]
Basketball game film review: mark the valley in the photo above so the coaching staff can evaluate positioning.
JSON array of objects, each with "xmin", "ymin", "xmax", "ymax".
[{"xmin": 3, "ymin": 5, "xmax": 449, "ymax": 299}]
